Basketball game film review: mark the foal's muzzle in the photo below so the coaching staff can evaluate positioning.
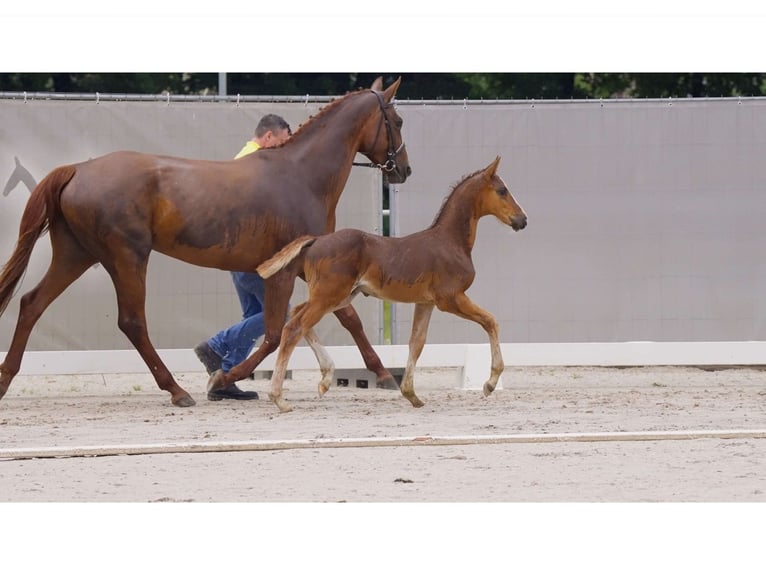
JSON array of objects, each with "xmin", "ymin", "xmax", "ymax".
[{"xmin": 510, "ymin": 213, "xmax": 528, "ymax": 231}]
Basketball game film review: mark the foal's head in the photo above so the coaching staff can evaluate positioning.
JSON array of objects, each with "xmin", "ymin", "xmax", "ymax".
[{"xmin": 475, "ymin": 156, "xmax": 527, "ymax": 231}]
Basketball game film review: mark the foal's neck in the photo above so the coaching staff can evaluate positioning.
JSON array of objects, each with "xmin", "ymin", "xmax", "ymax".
[{"xmin": 429, "ymin": 185, "xmax": 481, "ymax": 253}]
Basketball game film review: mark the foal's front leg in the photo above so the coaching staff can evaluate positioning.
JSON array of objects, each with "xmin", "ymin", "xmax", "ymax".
[
  {"xmin": 439, "ymin": 293, "xmax": 503, "ymax": 397},
  {"xmin": 401, "ymin": 303, "xmax": 434, "ymax": 408}
]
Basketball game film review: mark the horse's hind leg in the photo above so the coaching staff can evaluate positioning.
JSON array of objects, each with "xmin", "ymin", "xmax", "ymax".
[
  {"xmin": 334, "ymin": 304, "xmax": 398, "ymax": 390},
  {"xmin": 105, "ymin": 254, "xmax": 195, "ymax": 407},
  {"xmin": 0, "ymin": 224, "xmax": 95, "ymax": 400},
  {"xmin": 400, "ymin": 303, "xmax": 434, "ymax": 408}
]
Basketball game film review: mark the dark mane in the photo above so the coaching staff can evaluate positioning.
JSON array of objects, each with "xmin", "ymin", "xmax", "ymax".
[
  {"xmin": 291, "ymin": 88, "xmax": 371, "ymax": 141},
  {"xmin": 429, "ymin": 167, "xmax": 485, "ymax": 228}
]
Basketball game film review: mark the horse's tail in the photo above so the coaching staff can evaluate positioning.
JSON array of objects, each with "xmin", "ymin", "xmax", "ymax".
[
  {"xmin": 0, "ymin": 164, "xmax": 76, "ymax": 317},
  {"xmin": 257, "ymin": 235, "xmax": 317, "ymax": 279}
]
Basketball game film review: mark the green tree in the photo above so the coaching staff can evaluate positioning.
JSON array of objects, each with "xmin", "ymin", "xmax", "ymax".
[{"xmin": 3, "ymin": 72, "xmax": 766, "ymax": 99}]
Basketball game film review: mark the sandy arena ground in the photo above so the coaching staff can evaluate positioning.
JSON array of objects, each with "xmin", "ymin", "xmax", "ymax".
[
  {"xmin": 1, "ymin": 365, "xmax": 765, "ymax": 503},
  {"xmin": 3, "ymin": 364, "xmax": 764, "ymax": 573}
]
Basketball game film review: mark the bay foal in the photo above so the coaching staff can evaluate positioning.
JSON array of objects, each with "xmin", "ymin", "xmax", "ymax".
[{"xmin": 252, "ymin": 156, "xmax": 527, "ymax": 412}]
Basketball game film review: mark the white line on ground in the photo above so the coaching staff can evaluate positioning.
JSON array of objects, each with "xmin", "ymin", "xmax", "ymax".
[{"xmin": 2, "ymin": 428, "xmax": 765, "ymax": 460}]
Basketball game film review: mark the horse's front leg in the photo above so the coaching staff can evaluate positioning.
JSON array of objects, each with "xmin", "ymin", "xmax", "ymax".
[
  {"xmin": 439, "ymin": 293, "xmax": 503, "ymax": 397},
  {"xmin": 400, "ymin": 303, "xmax": 434, "ymax": 408},
  {"xmin": 334, "ymin": 305, "xmax": 398, "ymax": 390},
  {"xmin": 110, "ymin": 259, "xmax": 196, "ymax": 407},
  {"xmin": 207, "ymin": 270, "xmax": 295, "ymax": 394}
]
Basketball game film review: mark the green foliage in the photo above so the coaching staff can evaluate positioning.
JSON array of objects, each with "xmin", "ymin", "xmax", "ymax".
[{"xmin": 2, "ymin": 72, "xmax": 766, "ymax": 99}]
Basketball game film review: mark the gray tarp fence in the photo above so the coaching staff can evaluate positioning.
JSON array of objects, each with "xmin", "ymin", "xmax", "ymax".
[
  {"xmin": 0, "ymin": 96, "xmax": 382, "ymax": 350},
  {"xmin": 2, "ymin": 94, "xmax": 766, "ymax": 350},
  {"xmin": 392, "ymin": 97, "xmax": 766, "ymax": 344}
]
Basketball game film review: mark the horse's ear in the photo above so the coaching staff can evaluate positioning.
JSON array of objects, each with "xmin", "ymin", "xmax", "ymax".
[
  {"xmin": 370, "ymin": 76, "xmax": 384, "ymax": 91},
  {"xmin": 485, "ymin": 156, "xmax": 501, "ymax": 177},
  {"xmin": 382, "ymin": 76, "xmax": 402, "ymax": 102}
]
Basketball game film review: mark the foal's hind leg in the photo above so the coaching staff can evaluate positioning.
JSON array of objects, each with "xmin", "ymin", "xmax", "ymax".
[
  {"xmin": 105, "ymin": 253, "xmax": 194, "ymax": 407},
  {"xmin": 400, "ymin": 303, "xmax": 434, "ymax": 408},
  {"xmin": 209, "ymin": 270, "xmax": 295, "ymax": 391},
  {"xmin": 439, "ymin": 293, "xmax": 504, "ymax": 397},
  {"xmin": 0, "ymin": 224, "xmax": 94, "ymax": 400},
  {"xmin": 334, "ymin": 304, "xmax": 398, "ymax": 390},
  {"xmin": 280, "ymin": 302, "xmax": 335, "ymax": 396},
  {"xmin": 303, "ymin": 326, "xmax": 335, "ymax": 397},
  {"xmin": 268, "ymin": 299, "xmax": 336, "ymax": 412}
]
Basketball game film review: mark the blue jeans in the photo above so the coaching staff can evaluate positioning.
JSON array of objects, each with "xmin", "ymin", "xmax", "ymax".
[{"xmin": 207, "ymin": 271, "xmax": 278, "ymax": 373}]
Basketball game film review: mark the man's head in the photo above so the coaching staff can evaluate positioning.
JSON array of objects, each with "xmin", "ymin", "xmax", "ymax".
[{"xmin": 254, "ymin": 114, "xmax": 292, "ymax": 148}]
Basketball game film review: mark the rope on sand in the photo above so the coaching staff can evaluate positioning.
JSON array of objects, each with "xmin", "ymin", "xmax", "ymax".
[{"xmin": 2, "ymin": 428, "xmax": 766, "ymax": 460}]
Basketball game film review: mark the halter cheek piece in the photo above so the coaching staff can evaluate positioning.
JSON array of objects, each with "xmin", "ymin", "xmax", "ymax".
[{"xmin": 352, "ymin": 90, "xmax": 405, "ymax": 173}]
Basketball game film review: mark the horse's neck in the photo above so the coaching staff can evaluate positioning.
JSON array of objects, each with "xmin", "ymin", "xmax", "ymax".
[
  {"xmin": 291, "ymin": 94, "xmax": 371, "ymax": 176},
  {"xmin": 288, "ymin": 100, "xmax": 372, "ymax": 221}
]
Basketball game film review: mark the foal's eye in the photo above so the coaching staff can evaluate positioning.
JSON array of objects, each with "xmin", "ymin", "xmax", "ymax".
[{"xmin": 497, "ymin": 187, "xmax": 508, "ymax": 197}]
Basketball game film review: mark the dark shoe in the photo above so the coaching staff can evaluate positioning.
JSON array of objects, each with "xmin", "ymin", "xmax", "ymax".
[
  {"xmin": 207, "ymin": 383, "xmax": 259, "ymax": 401},
  {"xmin": 194, "ymin": 341, "xmax": 222, "ymax": 375}
]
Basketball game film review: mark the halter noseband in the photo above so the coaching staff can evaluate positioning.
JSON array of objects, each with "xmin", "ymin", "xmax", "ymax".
[{"xmin": 352, "ymin": 90, "xmax": 405, "ymax": 173}]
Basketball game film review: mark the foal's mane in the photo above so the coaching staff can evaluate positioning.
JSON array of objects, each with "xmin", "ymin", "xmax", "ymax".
[{"xmin": 429, "ymin": 167, "xmax": 485, "ymax": 228}]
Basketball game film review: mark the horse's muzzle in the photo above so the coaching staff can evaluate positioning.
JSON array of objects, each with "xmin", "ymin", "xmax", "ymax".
[
  {"xmin": 510, "ymin": 214, "xmax": 527, "ymax": 231},
  {"xmin": 386, "ymin": 163, "xmax": 412, "ymax": 184}
]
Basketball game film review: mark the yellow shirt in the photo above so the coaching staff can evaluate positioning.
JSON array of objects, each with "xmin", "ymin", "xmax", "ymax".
[{"xmin": 234, "ymin": 140, "xmax": 261, "ymax": 159}]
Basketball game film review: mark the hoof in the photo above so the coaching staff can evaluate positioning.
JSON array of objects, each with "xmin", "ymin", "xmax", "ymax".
[
  {"xmin": 375, "ymin": 374, "xmax": 400, "ymax": 390},
  {"xmin": 206, "ymin": 369, "xmax": 227, "ymax": 392},
  {"xmin": 268, "ymin": 392, "xmax": 293, "ymax": 413},
  {"xmin": 173, "ymin": 394, "xmax": 196, "ymax": 408},
  {"xmin": 483, "ymin": 382, "xmax": 496, "ymax": 397},
  {"xmin": 318, "ymin": 383, "xmax": 330, "ymax": 397},
  {"xmin": 405, "ymin": 395, "xmax": 425, "ymax": 408}
]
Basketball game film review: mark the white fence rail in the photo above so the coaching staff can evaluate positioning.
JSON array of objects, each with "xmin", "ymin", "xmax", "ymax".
[{"xmin": 5, "ymin": 341, "xmax": 765, "ymax": 390}]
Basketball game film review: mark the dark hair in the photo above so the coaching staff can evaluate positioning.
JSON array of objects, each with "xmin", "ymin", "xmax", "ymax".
[{"xmin": 254, "ymin": 114, "xmax": 292, "ymax": 137}]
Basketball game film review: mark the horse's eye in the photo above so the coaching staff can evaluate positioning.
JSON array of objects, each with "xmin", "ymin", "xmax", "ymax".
[{"xmin": 497, "ymin": 187, "xmax": 508, "ymax": 197}]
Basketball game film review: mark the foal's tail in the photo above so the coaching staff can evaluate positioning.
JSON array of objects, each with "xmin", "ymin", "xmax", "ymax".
[
  {"xmin": 257, "ymin": 235, "xmax": 317, "ymax": 279},
  {"xmin": 0, "ymin": 165, "xmax": 76, "ymax": 316}
]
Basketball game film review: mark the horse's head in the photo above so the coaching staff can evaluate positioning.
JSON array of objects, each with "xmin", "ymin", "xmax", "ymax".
[
  {"xmin": 479, "ymin": 156, "xmax": 527, "ymax": 231},
  {"xmin": 360, "ymin": 76, "xmax": 412, "ymax": 184}
]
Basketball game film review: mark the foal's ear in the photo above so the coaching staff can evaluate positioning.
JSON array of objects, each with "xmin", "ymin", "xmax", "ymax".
[
  {"xmin": 485, "ymin": 156, "xmax": 502, "ymax": 177},
  {"xmin": 370, "ymin": 76, "xmax": 384, "ymax": 91},
  {"xmin": 382, "ymin": 77, "xmax": 402, "ymax": 102}
]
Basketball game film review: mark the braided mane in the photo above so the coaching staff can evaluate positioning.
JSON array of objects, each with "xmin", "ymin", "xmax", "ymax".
[{"xmin": 291, "ymin": 88, "xmax": 371, "ymax": 139}]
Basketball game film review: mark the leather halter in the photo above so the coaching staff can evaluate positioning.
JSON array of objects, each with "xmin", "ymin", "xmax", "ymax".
[{"xmin": 352, "ymin": 90, "xmax": 405, "ymax": 174}]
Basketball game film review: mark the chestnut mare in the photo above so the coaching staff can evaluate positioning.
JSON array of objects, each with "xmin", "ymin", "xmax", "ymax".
[
  {"xmin": 0, "ymin": 77, "xmax": 411, "ymax": 408},
  {"xmin": 250, "ymin": 157, "xmax": 527, "ymax": 412}
]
